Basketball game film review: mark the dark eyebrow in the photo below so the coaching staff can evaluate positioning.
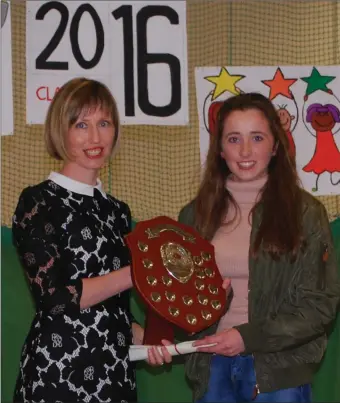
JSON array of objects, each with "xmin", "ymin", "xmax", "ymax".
[
  {"xmin": 78, "ymin": 115, "xmax": 112, "ymax": 122},
  {"xmin": 224, "ymin": 131, "xmax": 240, "ymax": 136},
  {"xmin": 250, "ymin": 131, "xmax": 267, "ymax": 136},
  {"xmin": 224, "ymin": 131, "xmax": 268, "ymax": 136}
]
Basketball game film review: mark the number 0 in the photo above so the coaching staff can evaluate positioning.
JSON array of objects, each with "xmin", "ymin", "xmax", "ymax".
[{"xmin": 70, "ymin": 4, "xmax": 104, "ymax": 70}]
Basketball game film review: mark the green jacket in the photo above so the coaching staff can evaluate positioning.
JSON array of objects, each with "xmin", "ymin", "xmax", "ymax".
[{"xmin": 178, "ymin": 190, "xmax": 340, "ymax": 400}]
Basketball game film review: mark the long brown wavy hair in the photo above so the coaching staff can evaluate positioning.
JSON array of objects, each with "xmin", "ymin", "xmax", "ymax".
[{"xmin": 195, "ymin": 93, "xmax": 302, "ymax": 260}]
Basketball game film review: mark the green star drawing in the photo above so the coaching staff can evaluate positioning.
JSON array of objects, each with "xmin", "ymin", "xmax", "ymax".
[{"xmin": 301, "ymin": 67, "xmax": 335, "ymax": 101}]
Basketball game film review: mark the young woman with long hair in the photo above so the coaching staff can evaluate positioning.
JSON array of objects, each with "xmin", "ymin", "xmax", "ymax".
[{"xmin": 179, "ymin": 93, "xmax": 339, "ymax": 403}]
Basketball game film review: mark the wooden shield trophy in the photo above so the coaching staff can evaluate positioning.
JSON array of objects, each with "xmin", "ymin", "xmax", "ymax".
[{"xmin": 125, "ymin": 216, "xmax": 226, "ymax": 345}]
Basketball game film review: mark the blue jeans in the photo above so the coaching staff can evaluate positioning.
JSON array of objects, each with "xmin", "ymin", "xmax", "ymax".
[{"xmin": 196, "ymin": 355, "xmax": 312, "ymax": 403}]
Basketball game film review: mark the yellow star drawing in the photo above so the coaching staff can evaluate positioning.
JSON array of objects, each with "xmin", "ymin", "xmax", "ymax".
[{"xmin": 205, "ymin": 67, "xmax": 244, "ymax": 100}]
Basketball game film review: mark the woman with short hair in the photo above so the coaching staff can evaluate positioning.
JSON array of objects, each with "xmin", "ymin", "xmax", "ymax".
[{"xmin": 12, "ymin": 77, "xmax": 170, "ymax": 403}]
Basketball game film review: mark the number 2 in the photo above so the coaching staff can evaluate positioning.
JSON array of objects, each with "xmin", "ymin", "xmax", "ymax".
[{"xmin": 35, "ymin": 1, "xmax": 69, "ymax": 70}]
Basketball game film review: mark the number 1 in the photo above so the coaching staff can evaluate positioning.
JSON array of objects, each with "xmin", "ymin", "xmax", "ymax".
[{"xmin": 112, "ymin": 5, "xmax": 135, "ymax": 117}]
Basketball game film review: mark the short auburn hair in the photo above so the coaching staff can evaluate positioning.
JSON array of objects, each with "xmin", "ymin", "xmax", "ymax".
[{"xmin": 44, "ymin": 77, "xmax": 120, "ymax": 161}]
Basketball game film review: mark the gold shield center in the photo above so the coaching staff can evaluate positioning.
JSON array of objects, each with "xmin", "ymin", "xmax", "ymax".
[{"xmin": 160, "ymin": 242, "xmax": 194, "ymax": 284}]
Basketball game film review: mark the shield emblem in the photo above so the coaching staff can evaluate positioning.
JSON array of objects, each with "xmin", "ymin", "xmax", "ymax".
[{"xmin": 125, "ymin": 216, "xmax": 226, "ymax": 344}]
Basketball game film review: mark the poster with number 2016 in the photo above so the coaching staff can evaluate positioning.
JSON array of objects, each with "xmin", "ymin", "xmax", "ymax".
[{"xmin": 26, "ymin": 0, "xmax": 189, "ymax": 126}]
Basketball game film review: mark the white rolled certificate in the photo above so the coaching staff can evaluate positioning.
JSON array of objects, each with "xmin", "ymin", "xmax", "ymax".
[{"xmin": 129, "ymin": 340, "xmax": 216, "ymax": 362}]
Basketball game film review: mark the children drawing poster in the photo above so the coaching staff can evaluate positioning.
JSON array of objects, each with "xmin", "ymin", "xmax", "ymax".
[{"xmin": 195, "ymin": 66, "xmax": 340, "ymax": 196}]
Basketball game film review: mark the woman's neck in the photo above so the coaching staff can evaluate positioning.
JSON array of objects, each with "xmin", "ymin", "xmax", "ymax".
[
  {"xmin": 60, "ymin": 162, "xmax": 98, "ymax": 186},
  {"xmin": 226, "ymin": 175, "xmax": 268, "ymax": 205}
]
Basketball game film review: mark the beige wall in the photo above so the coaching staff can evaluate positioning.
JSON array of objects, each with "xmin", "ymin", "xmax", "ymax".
[{"xmin": 2, "ymin": 0, "xmax": 339, "ymax": 226}]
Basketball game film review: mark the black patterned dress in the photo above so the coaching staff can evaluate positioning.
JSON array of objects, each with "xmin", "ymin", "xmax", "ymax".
[{"xmin": 12, "ymin": 172, "xmax": 137, "ymax": 403}]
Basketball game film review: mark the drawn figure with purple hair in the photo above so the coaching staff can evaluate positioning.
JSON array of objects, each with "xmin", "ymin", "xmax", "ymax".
[{"xmin": 303, "ymin": 103, "xmax": 340, "ymax": 191}]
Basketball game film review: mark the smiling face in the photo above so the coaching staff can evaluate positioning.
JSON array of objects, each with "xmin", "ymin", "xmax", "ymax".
[
  {"xmin": 220, "ymin": 109, "xmax": 276, "ymax": 182},
  {"xmin": 63, "ymin": 106, "xmax": 116, "ymax": 180},
  {"xmin": 311, "ymin": 111, "xmax": 336, "ymax": 131},
  {"xmin": 277, "ymin": 108, "xmax": 294, "ymax": 131}
]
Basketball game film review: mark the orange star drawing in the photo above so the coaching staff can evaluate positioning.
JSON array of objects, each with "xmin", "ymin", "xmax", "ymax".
[{"xmin": 262, "ymin": 68, "xmax": 297, "ymax": 100}]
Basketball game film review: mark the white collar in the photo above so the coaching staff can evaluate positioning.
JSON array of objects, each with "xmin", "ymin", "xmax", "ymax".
[{"xmin": 48, "ymin": 172, "xmax": 107, "ymax": 198}]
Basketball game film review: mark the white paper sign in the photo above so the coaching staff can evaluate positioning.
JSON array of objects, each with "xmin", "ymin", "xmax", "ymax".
[
  {"xmin": 26, "ymin": 1, "xmax": 188, "ymax": 126},
  {"xmin": 195, "ymin": 66, "xmax": 340, "ymax": 196},
  {"xmin": 1, "ymin": 0, "xmax": 14, "ymax": 135}
]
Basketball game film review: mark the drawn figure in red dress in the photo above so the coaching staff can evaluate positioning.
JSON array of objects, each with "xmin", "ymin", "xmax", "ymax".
[
  {"xmin": 204, "ymin": 88, "xmax": 243, "ymax": 137},
  {"xmin": 207, "ymin": 101, "xmax": 223, "ymax": 136},
  {"xmin": 277, "ymin": 105, "xmax": 296, "ymax": 161},
  {"xmin": 303, "ymin": 103, "xmax": 340, "ymax": 192}
]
